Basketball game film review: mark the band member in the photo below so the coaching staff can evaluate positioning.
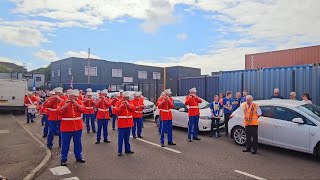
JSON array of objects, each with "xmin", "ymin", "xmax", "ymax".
[
  {"xmin": 132, "ymin": 92, "xmax": 145, "ymax": 139},
  {"xmin": 185, "ymin": 87, "xmax": 202, "ymax": 142},
  {"xmin": 156, "ymin": 91, "xmax": 165, "ymax": 135},
  {"xmin": 24, "ymin": 92, "xmax": 37, "ymax": 123},
  {"xmin": 95, "ymin": 89, "xmax": 112, "ymax": 144},
  {"xmin": 83, "ymin": 92, "xmax": 96, "ymax": 133},
  {"xmin": 158, "ymin": 89, "xmax": 176, "ymax": 147},
  {"xmin": 113, "ymin": 91, "xmax": 135, "ymax": 156},
  {"xmin": 58, "ymin": 89, "xmax": 86, "ymax": 166},
  {"xmin": 111, "ymin": 89, "xmax": 124, "ymax": 130}
]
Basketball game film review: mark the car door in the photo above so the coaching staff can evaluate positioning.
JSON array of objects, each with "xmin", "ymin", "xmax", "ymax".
[
  {"xmin": 258, "ymin": 106, "xmax": 276, "ymax": 145},
  {"xmin": 172, "ymin": 99, "xmax": 188, "ymax": 127},
  {"xmin": 273, "ymin": 106, "xmax": 310, "ymax": 152}
]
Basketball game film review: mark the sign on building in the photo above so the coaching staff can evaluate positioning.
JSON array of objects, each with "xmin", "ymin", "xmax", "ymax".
[{"xmin": 123, "ymin": 77, "xmax": 133, "ymax": 83}]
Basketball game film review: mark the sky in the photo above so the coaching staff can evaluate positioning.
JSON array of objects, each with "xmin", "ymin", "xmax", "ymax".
[{"xmin": 0, "ymin": 0, "xmax": 319, "ymax": 75}]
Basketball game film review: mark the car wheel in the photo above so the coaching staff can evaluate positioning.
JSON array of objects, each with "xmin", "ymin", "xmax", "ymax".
[
  {"xmin": 155, "ymin": 116, "xmax": 160, "ymax": 128},
  {"xmin": 232, "ymin": 126, "xmax": 246, "ymax": 146}
]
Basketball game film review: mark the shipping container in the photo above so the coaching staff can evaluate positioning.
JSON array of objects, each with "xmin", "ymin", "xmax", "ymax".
[{"xmin": 245, "ymin": 45, "xmax": 320, "ymax": 69}]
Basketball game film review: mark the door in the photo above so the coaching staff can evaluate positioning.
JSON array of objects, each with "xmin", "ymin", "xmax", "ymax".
[
  {"xmin": 172, "ymin": 99, "xmax": 188, "ymax": 127},
  {"xmin": 258, "ymin": 106, "xmax": 276, "ymax": 145},
  {"xmin": 273, "ymin": 106, "xmax": 310, "ymax": 152}
]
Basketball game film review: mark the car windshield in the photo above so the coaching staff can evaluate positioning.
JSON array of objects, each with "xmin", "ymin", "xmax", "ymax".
[
  {"xmin": 297, "ymin": 104, "xmax": 320, "ymax": 122},
  {"xmin": 180, "ymin": 97, "xmax": 210, "ymax": 109}
]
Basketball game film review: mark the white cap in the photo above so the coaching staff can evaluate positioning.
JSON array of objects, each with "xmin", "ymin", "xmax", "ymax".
[
  {"xmin": 28, "ymin": 91, "xmax": 33, "ymax": 95},
  {"xmin": 86, "ymin": 92, "xmax": 93, "ymax": 96},
  {"xmin": 96, "ymin": 90, "xmax": 101, "ymax": 93},
  {"xmin": 101, "ymin": 89, "xmax": 108, "ymax": 94},
  {"xmin": 68, "ymin": 89, "xmax": 79, "ymax": 97},
  {"xmin": 164, "ymin": 89, "xmax": 172, "ymax": 95},
  {"xmin": 49, "ymin": 91, "xmax": 55, "ymax": 95},
  {"xmin": 115, "ymin": 92, "xmax": 120, "ymax": 97},
  {"xmin": 189, "ymin": 87, "xmax": 197, "ymax": 93},
  {"xmin": 54, "ymin": 87, "xmax": 63, "ymax": 93},
  {"xmin": 134, "ymin": 91, "xmax": 142, "ymax": 97},
  {"xmin": 123, "ymin": 91, "xmax": 130, "ymax": 97},
  {"xmin": 86, "ymin": 88, "xmax": 92, "ymax": 92},
  {"xmin": 119, "ymin": 89, "xmax": 124, "ymax": 93}
]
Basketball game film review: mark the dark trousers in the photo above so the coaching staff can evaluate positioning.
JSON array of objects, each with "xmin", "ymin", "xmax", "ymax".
[
  {"xmin": 42, "ymin": 115, "xmax": 49, "ymax": 136},
  {"xmin": 245, "ymin": 125, "xmax": 258, "ymax": 151},
  {"xmin": 27, "ymin": 113, "xmax": 34, "ymax": 123},
  {"xmin": 210, "ymin": 118, "xmax": 220, "ymax": 136},
  {"xmin": 84, "ymin": 114, "xmax": 96, "ymax": 132},
  {"xmin": 112, "ymin": 114, "xmax": 117, "ymax": 129},
  {"xmin": 97, "ymin": 119, "xmax": 109, "ymax": 142},
  {"xmin": 224, "ymin": 113, "xmax": 231, "ymax": 134},
  {"xmin": 160, "ymin": 120, "xmax": 173, "ymax": 145},
  {"xmin": 118, "ymin": 128, "xmax": 131, "ymax": 154},
  {"xmin": 61, "ymin": 130, "xmax": 82, "ymax": 162},
  {"xmin": 132, "ymin": 118, "xmax": 143, "ymax": 137},
  {"xmin": 47, "ymin": 120, "xmax": 61, "ymax": 148},
  {"xmin": 187, "ymin": 116, "xmax": 199, "ymax": 140}
]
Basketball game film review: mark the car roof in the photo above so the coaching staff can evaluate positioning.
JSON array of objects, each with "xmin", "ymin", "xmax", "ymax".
[{"xmin": 254, "ymin": 99, "xmax": 306, "ymax": 108}]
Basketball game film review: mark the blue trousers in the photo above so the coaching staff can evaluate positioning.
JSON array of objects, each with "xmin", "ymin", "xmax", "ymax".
[
  {"xmin": 118, "ymin": 128, "xmax": 131, "ymax": 154},
  {"xmin": 47, "ymin": 120, "xmax": 61, "ymax": 148},
  {"xmin": 84, "ymin": 114, "xmax": 96, "ymax": 132},
  {"xmin": 112, "ymin": 114, "xmax": 117, "ymax": 129},
  {"xmin": 42, "ymin": 115, "xmax": 49, "ymax": 136},
  {"xmin": 97, "ymin": 119, "xmax": 109, "ymax": 142},
  {"xmin": 27, "ymin": 113, "xmax": 34, "ymax": 123},
  {"xmin": 188, "ymin": 116, "xmax": 199, "ymax": 140},
  {"xmin": 132, "ymin": 118, "xmax": 143, "ymax": 137},
  {"xmin": 61, "ymin": 130, "xmax": 82, "ymax": 162},
  {"xmin": 160, "ymin": 120, "xmax": 173, "ymax": 145}
]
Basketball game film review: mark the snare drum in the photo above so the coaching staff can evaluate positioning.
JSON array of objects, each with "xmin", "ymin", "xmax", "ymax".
[{"xmin": 28, "ymin": 105, "xmax": 37, "ymax": 114}]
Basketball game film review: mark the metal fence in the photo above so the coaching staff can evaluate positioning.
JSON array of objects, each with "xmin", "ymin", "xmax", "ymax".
[{"xmin": 179, "ymin": 65, "xmax": 320, "ymax": 105}]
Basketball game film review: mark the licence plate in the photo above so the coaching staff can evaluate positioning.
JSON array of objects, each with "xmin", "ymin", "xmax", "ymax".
[{"xmin": 0, "ymin": 100, "xmax": 8, "ymax": 104}]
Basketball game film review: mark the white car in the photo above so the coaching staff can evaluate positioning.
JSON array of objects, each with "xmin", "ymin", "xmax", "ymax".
[
  {"xmin": 228, "ymin": 100, "xmax": 320, "ymax": 158},
  {"xmin": 154, "ymin": 96, "xmax": 224, "ymax": 132}
]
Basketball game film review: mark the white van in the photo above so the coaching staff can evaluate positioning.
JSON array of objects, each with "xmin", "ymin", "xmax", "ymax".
[{"xmin": 0, "ymin": 79, "xmax": 28, "ymax": 112}]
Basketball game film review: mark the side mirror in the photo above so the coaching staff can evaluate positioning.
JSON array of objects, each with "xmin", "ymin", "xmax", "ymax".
[
  {"xmin": 179, "ymin": 108, "xmax": 185, "ymax": 112},
  {"xmin": 292, "ymin": 118, "xmax": 304, "ymax": 124}
]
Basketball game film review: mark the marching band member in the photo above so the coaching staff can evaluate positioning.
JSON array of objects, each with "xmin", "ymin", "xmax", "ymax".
[
  {"xmin": 185, "ymin": 87, "xmax": 202, "ymax": 142},
  {"xmin": 44, "ymin": 87, "xmax": 64, "ymax": 150},
  {"xmin": 58, "ymin": 89, "xmax": 86, "ymax": 166},
  {"xmin": 158, "ymin": 89, "xmax": 176, "ymax": 147},
  {"xmin": 113, "ymin": 91, "xmax": 135, "ymax": 156},
  {"xmin": 95, "ymin": 89, "xmax": 112, "ymax": 144},
  {"xmin": 156, "ymin": 91, "xmax": 165, "ymax": 135},
  {"xmin": 132, "ymin": 92, "xmax": 145, "ymax": 139},
  {"xmin": 83, "ymin": 91, "xmax": 96, "ymax": 133},
  {"xmin": 24, "ymin": 92, "xmax": 37, "ymax": 123},
  {"xmin": 111, "ymin": 90, "xmax": 124, "ymax": 130},
  {"xmin": 41, "ymin": 92, "xmax": 53, "ymax": 138}
]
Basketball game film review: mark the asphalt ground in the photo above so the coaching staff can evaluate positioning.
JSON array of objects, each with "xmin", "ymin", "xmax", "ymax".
[{"xmin": 7, "ymin": 114, "xmax": 320, "ymax": 179}]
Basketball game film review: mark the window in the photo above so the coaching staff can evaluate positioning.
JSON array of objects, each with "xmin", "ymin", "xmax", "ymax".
[
  {"xmin": 123, "ymin": 77, "xmax": 133, "ymax": 83},
  {"xmin": 153, "ymin": 72, "xmax": 161, "ymax": 80},
  {"xmin": 57, "ymin": 70, "xmax": 60, "ymax": 77},
  {"xmin": 112, "ymin": 69, "xmax": 122, "ymax": 77},
  {"xmin": 51, "ymin": 71, "xmax": 54, "ymax": 78},
  {"xmin": 85, "ymin": 66, "xmax": 97, "ymax": 76},
  {"xmin": 68, "ymin": 68, "xmax": 72, "ymax": 75},
  {"xmin": 138, "ymin": 71, "xmax": 147, "ymax": 79},
  {"xmin": 274, "ymin": 107, "xmax": 305, "ymax": 122},
  {"xmin": 110, "ymin": 85, "xmax": 117, "ymax": 91},
  {"xmin": 260, "ymin": 106, "xmax": 274, "ymax": 118},
  {"xmin": 36, "ymin": 77, "xmax": 41, "ymax": 82},
  {"xmin": 174, "ymin": 100, "xmax": 185, "ymax": 110}
]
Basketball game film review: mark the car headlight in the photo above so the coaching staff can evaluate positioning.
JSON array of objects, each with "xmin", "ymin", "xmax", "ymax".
[{"xmin": 200, "ymin": 116, "xmax": 210, "ymax": 120}]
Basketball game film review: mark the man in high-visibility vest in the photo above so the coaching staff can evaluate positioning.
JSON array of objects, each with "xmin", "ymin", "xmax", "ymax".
[
  {"xmin": 58, "ymin": 89, "xmax": 86, "ymax": 166},
  {"xmin": 185, "ymin": 87, "xmax": 202, "ymax": 142},
  {"xmin": 242, "ymin": 95, "xmax": 262, "ymax": 154},
  {"xmin": 113, "ymin": 91, "xmax": 135, "ymax": 156},
  {"xmin": 158, "ymin": 89, "xmax": 176, "ymax": 147},
  {"xmin": 132, "ymin": 91, "xmax": 145, "ymax": 139},
  {"xmin": 95, "ymin": 89, "xmax": 112, "ymax": 144},
  {"xmin": 83, "ymin": 92, "xmax": 96, "ymax": 133}
]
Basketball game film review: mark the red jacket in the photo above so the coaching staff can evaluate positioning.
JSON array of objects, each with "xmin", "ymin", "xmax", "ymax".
[
  {"xmin": 185, "ymin": 95, "xmax": 202, "ymax": 116},
  {"xmin": 44, "ymin": 96, "xmax": 65, "ymax": 121},
  {"xmin": 113, "ymin": 100, "xmax": 135, "ymax": 128},
  {"xmin": 83, "ymin": 98, "xmax": 95, "ymax": 114},
  {"xmin": 24, "ymin": 95, "xmax": 37, "ymax": 106},
  {"xmin": 132, "ymin": 98, "xmax": 145, "ymax": 119},
  {"xmin": 40, "ymin": 105, "xmax": 48, "ymax": 115},
  {"xmin": 111, "ymin": 96, "xmax": 123, "ymax": 106},
  {"xmin": 58, "ymin": 100, "xmax": 85, "ymax": 132},
  {"xmin": 157, "ymin": 96, "xmax": 174, "ymax": 121},
  {"xmin": 95, "ymin": 97, "xmax": 112, "ymax": 120}
]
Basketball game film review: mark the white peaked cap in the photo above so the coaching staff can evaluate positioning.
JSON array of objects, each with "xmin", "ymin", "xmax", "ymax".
[
  {"xmin": 54, "ymin": 87, "xmax": 63, "ymax": 93},
  {"xmin": 28, "ymin": 91, "xmax": 33, "ymax": 95},
  {"xmin": 86, "ymin": 92, "xmax": 93, "ymax": 96},
  {"xmin": 123, "ymin": 91, "xmax": 130, "ymax": 97},
  {"xmin": 49, "ymin": 91, "xmax": 55, "ymax": 95},
  {"xmin": 115, "ymin": 92, "xmax": 120, "ymax": 97},
  {"xmin": 119, "ymin": 89, "xmax": 124, "ymax": 93},
  {"xmin": 189, "ymin": 87, "xmax": 197, "ymax": 93},
  {"xmin": 134, "ymin": 91, "xmax": 142, "ymax": 97},
  {"xmin": 68, "ymin": 89, "xmax": 79, "ymax": 96},
  {"xmin": 101, "ymin": 89, "xmax": 109, "ymax": 94},
  {"xmin": 86, "ymin": 88, "xmax": 92, "ymax": 92},
  {"xmin": 96, "ymin": 90, "xmax": 101, "ymax": 93},
  {"xmin": 164, "ymin": 89, "xmax": 172, "ymax": 94}
]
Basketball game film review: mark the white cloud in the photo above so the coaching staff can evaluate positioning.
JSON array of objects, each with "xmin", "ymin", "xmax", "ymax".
[
  {"xmin": 33, "ymin": 49, "xmax": 59, "ymax": 62},
  {"xmin": 176, "ymin": 32, "xmax": 188, "ymax": 40},
  {"xmin": 64, "ymin": 51, "xmax": 101, "ymax": 59}
]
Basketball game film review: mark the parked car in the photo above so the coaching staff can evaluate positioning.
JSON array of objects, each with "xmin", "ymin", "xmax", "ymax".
[
  {"xmin": 229, "ymin": 100, "xmax": 320, "ymax": 158},
  {"xmin": 154, "ymin": 96, "xmax": 224, "ymax": 132}
]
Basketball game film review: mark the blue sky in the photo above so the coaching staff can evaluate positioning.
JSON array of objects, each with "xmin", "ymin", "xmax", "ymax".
[{"xmin": 0, "ymin": 0, "xmax": 319, "ymax": 74}]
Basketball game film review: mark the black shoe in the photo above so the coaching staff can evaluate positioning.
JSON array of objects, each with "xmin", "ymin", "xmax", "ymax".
[
  {"xmin": 209, "ymin": 134, "xmax": 213, "ymax": 137},
  {"xmin": 43, "ymin": 135, "xmax": 47, "ymax": 138},
  {"xmin": 27, "ymin": 121, "xmax": 30, "ymax": 123},
  {"xmin": 93, "ymin": 131, "xmax": 97, "ymax": 133},
  {"xmin": 95, "ymin": 141, "xmax": 100, "ymax": 144},
  {"xmin": 118, "ymin": 153, "xmax": 122, "ymax": 156},
  {"xmin": 168, "ymin": 142, "xmax": 176, "ymax": 146},
  {"xmin": 48, "ymin": 146, "xmax": 52, "ymax": 150},
  {"xmin": 61, "ymin": 161, "xmax": 67, "ymax": 166},
  {"xmin": 59, "ymin": 144, "xmax": 61, "ymax": 148},
  {"xmin": 242, "ymin": 149, "xmax": 251, "ymax": 152},
  {"xmin": 161, "ymin": 144, "xmax": 165, "ymax": 147},
  {"xmin": 31, "ymin": 121, "xmax": 34, "ymax": 123},
  {"xmin": 87, "ymin": 131, "xmax": 90, "ymax": 134},
  {"xmin": 188, "ymin": 139, "xmax": 192, "ymax": 142},
  {"xmin": 193, "ymin": 137, "xmax": 201, "ymax": 141},
  {"xmin": 225, "ymin": 133, "xmax": 229, "ymax": 136},
  {"xmin": 138, "ymin": 136, "xmax": 143, "ymax": 139},
  {"xmin": 251, "ymin": 150, "xmax": 257, "ymax": 154},
  {"xmin": 125, "ymin": 151, "xmax": 134, "ymax": 154},
  {"xmin": 41, "ymin": 124, "xmax": 44, "ymax": 126},
  {"xmin": 104, "ymin": 140, "xmax": 110, "ymax": 143},
  {"xmin": 112, "ymin": 128, "xmax": 115, "ymax": 130},
  {"xmin": 76, "ymin": 159, "xmax": 86, "ymax": 163},
  {"xmin": 133, "ymin": 136, "xmax": 137, "ymax": 139}
]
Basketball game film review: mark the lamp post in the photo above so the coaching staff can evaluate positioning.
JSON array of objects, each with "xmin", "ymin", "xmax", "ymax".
[{"xmin": 87, "ymin": 48, "xmax": 91, "ymax": 88}]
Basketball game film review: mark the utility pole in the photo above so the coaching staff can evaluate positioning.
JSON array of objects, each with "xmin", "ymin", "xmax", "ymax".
[{"xmin": 87, "ymin": 48, "xmax": 91, "ymax": 85}]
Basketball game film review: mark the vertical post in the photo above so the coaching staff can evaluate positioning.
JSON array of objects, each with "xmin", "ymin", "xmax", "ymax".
[
  {"xmin": 164, "ymin": 66, "xmax": 167, "ymax": 90},
  {"xmin": 177, "ymin": 78, "xmax": 180, "ymax": 96},
  {"xmin": 87, "ymin": 48, "xmax": 91, "ymax": 86},
  {"xmin": 155, "ymin": 79, "xmax": 159, "ymax": 102},
  {"xmin": 204, "ymin": 75, "xmax": 208, "ymax": 101}
]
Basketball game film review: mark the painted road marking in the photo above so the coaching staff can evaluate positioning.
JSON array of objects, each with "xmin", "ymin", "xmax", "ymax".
[
  {"xmin": 50, "ymin": 166, "xmax": 71, "ymax": 176},
  {"xmin": 132, "ymin": 136, "xmax": 182, "ymax": 154},
  {"xmin": 234, "ymin": 170, "xmax": 267, "ymax": 180},
  {"xmin": 62, "ymin": 177, "xmax": 80, "ymax": 180},
  {"xmin": 0, "ymin": 130, "xmax": 10, "ymax": 134}
]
